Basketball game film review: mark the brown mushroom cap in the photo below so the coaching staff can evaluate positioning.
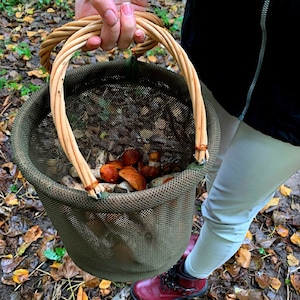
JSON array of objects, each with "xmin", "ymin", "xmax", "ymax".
[{"xmin": 119, "ymin": 166, "xmax": 146, "ymax": 191}]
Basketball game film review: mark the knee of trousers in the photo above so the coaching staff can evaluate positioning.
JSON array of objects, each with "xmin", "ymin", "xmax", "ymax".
[{"xmin": 201, "ymin": 205, "xmax": 253, "ymax": 244}]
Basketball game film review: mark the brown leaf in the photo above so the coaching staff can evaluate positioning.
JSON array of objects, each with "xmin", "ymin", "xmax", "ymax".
[
  {"xmin": 59, "ymin": 255, "xmax": 80, "ymax": 279},
  {"xmin": 235, "ymin": 248, "xmax": 251, "ymax": 268},
  {"xmin": 224, "ymin": 262, "xmax": 240, "ymax": 277},
  {"xmin": 291, "ymin": 274, "xmax": 300, "ymax": 292},
  {"xmin": 275, "ymin": 225, "xmax": 289, "ymax": 237},
  {"xmin": 24, "ymin": 225, "xmax": 43, "ymax": 243},
  {"xmin": 255, "ymin": 273, "xmax": 270, "ymax": 289},
  {"xmin": 269, "ymin": 277, "xmax": 281, "ymax": 291},
  {"xmin": 1, "ymin": 256, "xmax": 25, "ymax": 274},
  {"xmin": 4, "ymin": 194, "xmax": 19, "ymax": 206}
]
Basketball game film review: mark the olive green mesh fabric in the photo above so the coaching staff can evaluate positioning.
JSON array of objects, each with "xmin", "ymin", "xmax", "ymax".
[{"xmin": 11, "ymin": 59, "xmax": 220, "ymax": 281}]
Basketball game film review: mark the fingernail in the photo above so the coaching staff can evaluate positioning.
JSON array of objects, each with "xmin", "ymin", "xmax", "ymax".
[
  {"xmin": 121, "ymin": 2, "xmax": 133, "ymax": 16},
  {"xmin": 104, "ymin": 9, "xmax": 118, "ymax": 26}
]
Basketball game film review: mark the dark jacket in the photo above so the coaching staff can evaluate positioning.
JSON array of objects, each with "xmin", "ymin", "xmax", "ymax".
[{"xmin": 181, "ymin": 0, "xmax": 300, "ymax": 145}]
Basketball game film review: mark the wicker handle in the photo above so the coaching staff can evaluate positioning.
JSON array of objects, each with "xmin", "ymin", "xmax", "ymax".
[{"xmin": 39, "ymin": 12, "xmax": 208, "ymax": 198}]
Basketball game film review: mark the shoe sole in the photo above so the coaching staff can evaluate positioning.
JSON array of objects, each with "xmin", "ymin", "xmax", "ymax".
[{"xmin": 130, "ymin": 280, "xmax": 208, "ymax": 300}]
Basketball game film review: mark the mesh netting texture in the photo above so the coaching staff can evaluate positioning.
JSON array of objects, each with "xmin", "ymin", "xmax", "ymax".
[{"xmin": 12, "ymin": 59, "xmax": 220, "ymax": 281}]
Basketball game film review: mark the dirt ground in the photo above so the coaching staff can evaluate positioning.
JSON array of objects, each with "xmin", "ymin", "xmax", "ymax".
[{"xmin": 1, "ymin": 1, "xmax": 300, "ymax": 299}]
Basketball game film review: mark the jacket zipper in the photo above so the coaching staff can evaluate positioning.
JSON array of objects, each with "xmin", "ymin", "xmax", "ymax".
[{"xmin": 239, "ymin": 0, "xmax": 271, "ymax": 121}]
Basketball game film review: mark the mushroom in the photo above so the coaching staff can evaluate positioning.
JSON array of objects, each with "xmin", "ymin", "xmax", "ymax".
[
  {"xmin": 100, "ymin": 164, "xmax": 119, "ymax": 183},
  {"xmin": 119, "ymin": 166, "xmax": 146, "ymax": 191},
  {"xmin": 122, "ymin": 149, "xmax": 142, "ymax": 166}
]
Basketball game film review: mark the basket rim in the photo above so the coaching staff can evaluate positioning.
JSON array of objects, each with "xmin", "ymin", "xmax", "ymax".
[{"xmin": 11, "ymin": 60, "xmax": 220, "ymax": 212}]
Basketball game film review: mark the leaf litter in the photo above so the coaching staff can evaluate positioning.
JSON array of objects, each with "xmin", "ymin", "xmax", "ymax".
[{"xmin": 1, "ymin": 0, "xmax": 300, "ymax": 299}]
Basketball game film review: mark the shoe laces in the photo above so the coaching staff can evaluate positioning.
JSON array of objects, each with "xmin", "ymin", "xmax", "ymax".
[{"xmin": 159, "ymin": 261, "xmax": 195, "ymax": 294}]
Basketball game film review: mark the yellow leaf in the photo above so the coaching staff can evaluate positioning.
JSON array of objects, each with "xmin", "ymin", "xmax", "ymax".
[
  {"xmin": 245, "ymin": 230, "xmax": 253, "ymax": 241},
  {"xmin": 27, "ymin": 69, "xmax": 48, "ymax": 78},
  {"xmin": 270, "ymin": 277, "xmax": 281, "ymax": 291},
  {"xmin": 279, "ymin": 184, "xmax": 292, "ymax": 196},
  {"xmin": 0, "ymin": 254, "xmax": 13, "ymax": 259},
  {"xmin": 47, "ymin": 8, "xmax": 55, "ymax": 13},
  {"xmin": 27, "ymin": 31, "xmax": 38, "ymax": 38},
  {"xmin": 260, "ymin": 197, "xmax": 280, "ymax": 213},
  {"xmin": 287, "ymin": 254, "xmax": 299, "ymax": 266},
  {"xmin": 77, "ymin": 286, "xmax": 88, "ymax": 300},
  {"xmin": 147, "ymin": 55, "xmax": 157, "ymax": 63},
  {"xmin": 16, "ymin": 241, "xmax": 31, "ymax": 256},
  {"xmin": 255, "ymin": 273, "xmax": 270, "ymax": 289},
  {"xmin": 290, "ymin": 231, "xmax": 300, "ymax": 246},
  {"xmin": 235, "ymin": 248, "xmax": 251, "ymax": 268},
  {"xmin": 23, "ymin": 16, "xmax": 34, "ymax": 23},
  {"xmin": 275, "ymin": 225, "xmax": 289, "ymax": 237},
  {"xmin": 99, "ymin": 279, "xmax": 111, "ymax": 289},
  {"xmin": 51, "ymin": 261, "xmax": 62, "ymax": 269},
  {"xmin": 12, "ymin": 269, "xmax": 29, "ymax": 284},
  {"xmin": 6, "ymin": 44, "xmax": 15, "ymax": 51},
  {"xmin": 15, "ymin": 11, "xmax": 22, "ymax": 18}
]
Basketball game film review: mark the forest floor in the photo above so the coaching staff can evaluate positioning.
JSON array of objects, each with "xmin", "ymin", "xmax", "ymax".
[{"xmin": 1, "ymin": 1, "xmax": 300, "ymax": 299}]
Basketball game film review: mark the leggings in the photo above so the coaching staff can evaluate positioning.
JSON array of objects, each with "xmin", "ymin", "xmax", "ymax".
[{"xmin": 185, "ymin": 85, "xmax": 300, "ymax": 279}]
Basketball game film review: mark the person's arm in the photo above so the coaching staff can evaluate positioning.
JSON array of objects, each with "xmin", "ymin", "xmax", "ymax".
[{"xmin": 75, "ymin": 0, "xmax": 148, "ymax": 51}]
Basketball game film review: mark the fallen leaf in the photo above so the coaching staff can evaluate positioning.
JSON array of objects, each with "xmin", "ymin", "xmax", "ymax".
[
  {"xmin": 287, "ymin": 253, "xmax": 299, "ymax": 266},
  {"xmin": 278, "ymin": 185, "xmax": 292, "ymax": 196},
  {"xmin": 27, "ymin": 31, "xmax": 38, "ymax": 37},
  {"xmin": 235, "ymin": 287, "xmax": 265, "ymax": 299},
  {"xmin": 269, "ymin": 277, "xmax": 281, "ymax": 291},
  {"xmin": 99, "ymin": 279, "xmax": 111, "ymax": 289},
  {"xmin": 255, "ymin": 273, "xmax": 270, "ymax": 289},
  {"xmin": 47, "ymin": 8, "xmax": 55, "ymax": 13},
  {"xmin": 15, "ymin": 12, "xmax": 23, "ymax": 18},
  {"xmin": 77, "ymin": 286, "xmax": 88, "ymax": 300},
  {"xmin": 235, "ymin": 247, "xmax": 251, "ymax": 268},
  {"xmin": 245, "ymin": 230, "xmax": 253, "ymax": 241},
  {"xmin": 4, "ymin": 194, "xmax": 19, "ymax": 206},
  {"xmin": 12, "ymin": 268, "xmax": 29, "ymax": 284},
  {"xmin": 24, "ymin": 225, "xmax": 43, "ymax": 243},
  {"xmin": 224, "ymin": 262, "xmax": 240, "ymax": 277},
  {"xmin": 23, "ymin": 16, "xmax": 34, "ymax": 23},
  {"xmin": 50, "ymin": 261, "xmax": 62, "ymax": 269},
  {"xmin": 260, "ymin": 197, "xmax": 280, "ymax": 213},
  {"xmin": 275, "ymin": 225, "xmax": 289, "ymax": 237},
  {"xmin": 1, "ymin": 256, "xmax": 25, "ymax": 274},
  {"xmin": 291, "ymin": 274, "xmax": 300, "ymax": 292},
  {"xmin": 148, "ymin": 55, "xmax": 157, "ymax": 63},
  {"xmin": 27, "ymin": 69, "xmax": 48, "ymax": 78},
  {"xmin": 290, "ymin": 231, "xmax": 300, "ymax": 246}
]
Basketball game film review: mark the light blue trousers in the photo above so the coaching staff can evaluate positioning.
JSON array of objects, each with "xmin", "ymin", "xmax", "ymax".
[{"xmin": 185, "ymin": 85, "xmax": 300, "ymax": 278}]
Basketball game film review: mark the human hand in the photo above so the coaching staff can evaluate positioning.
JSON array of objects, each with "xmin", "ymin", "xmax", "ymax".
[{"xmin": 75, "ymin": 0, "xmax": 148, "ymax": 51}]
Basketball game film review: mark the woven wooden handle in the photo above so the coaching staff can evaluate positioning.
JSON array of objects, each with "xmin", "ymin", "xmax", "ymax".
[{"xmin": 39, "ymin": 12, "xmax": 208, "ymax": 198}]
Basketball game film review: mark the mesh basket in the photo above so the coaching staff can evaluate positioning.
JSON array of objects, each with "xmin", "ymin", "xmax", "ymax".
[{"xmin": 11, "ymin": 12, "xmax": 220, "ymax": 281}]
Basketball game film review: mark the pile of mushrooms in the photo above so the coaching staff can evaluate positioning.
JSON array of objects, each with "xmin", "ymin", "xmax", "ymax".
[{"xmin": 62, "ymin": 149, "xmax": 181, "ymax": 193}]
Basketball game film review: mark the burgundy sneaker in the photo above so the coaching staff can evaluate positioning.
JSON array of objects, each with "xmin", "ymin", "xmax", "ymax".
[{"xmin": 131, "ymin": 257, "xmax": 207, "ymax": 300}]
